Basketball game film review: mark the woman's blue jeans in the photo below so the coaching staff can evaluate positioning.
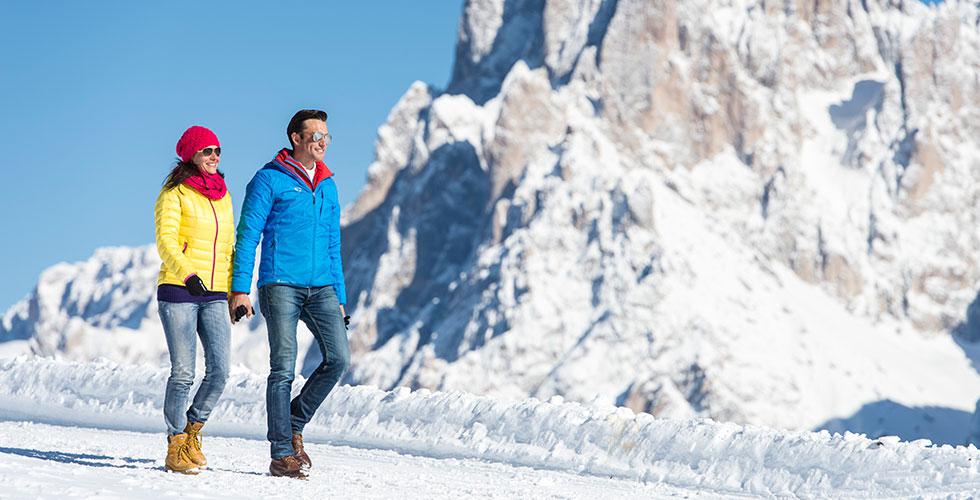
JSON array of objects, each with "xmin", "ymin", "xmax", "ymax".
[
  {"xmin": 260, "ymin": 285, "xmax": 350, "ymax": 459},
  {"xmin": 158, "ymin": 299, "xmax": 231, "ymax": 436}
]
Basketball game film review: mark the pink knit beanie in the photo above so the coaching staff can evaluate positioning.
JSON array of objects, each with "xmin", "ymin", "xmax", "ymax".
[{"xmin": 176, "ymin": 126, "xmax": 220, "ymax": 162}]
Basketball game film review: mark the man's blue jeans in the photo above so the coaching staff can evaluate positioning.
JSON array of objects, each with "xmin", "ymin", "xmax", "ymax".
[
  {"xmin": 158, "ymin": 300, "xmax": 231, "ymax": 436},
  {"xmin": 260, "ymin": 284, "xmax": 350, "ymax": 459}
]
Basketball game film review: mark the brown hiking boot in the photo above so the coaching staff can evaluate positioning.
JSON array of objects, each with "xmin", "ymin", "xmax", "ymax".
[
  {"xmin": 165, "ymin": 433, "xmax": 199, "ymax": 474},
  {"xmin": 292, "ymin": 434, "xmax": 311, "ymax": 470},
  {"xmin": 270, "ymin": 455, "xmax": 307, "ymax": 479},
  {"xmin": 183, "ymin": 421, "xmax": 207, "ymax": 467}
]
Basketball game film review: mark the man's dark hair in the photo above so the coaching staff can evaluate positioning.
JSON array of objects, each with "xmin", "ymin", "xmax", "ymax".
[{"xmin": 287, "ymin": 109, "xmax": 328, "ymax": 147}]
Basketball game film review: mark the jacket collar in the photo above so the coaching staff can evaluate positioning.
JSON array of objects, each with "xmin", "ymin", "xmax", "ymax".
[{"xmin": 270, "ymin": 148, "xmax": 333, "ymax": 190}]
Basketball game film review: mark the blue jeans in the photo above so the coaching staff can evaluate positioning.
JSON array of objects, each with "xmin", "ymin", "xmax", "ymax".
[
  {"xmin": 159, "ymin": 300, "xmax": 231, "ymax": 436},
  {"xmin": 260, "ymin": 285, "xmax": 350, "ymax": 459}
]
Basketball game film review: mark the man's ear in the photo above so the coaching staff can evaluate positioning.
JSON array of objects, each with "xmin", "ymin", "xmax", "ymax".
[{"xmin": 290, "ymin": 132, "xmax": 301, "ymax": 148}]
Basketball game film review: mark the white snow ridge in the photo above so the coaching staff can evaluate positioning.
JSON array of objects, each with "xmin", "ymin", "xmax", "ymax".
[{"xmin": 1, "ymin": 357, "xmax": 979, "ymax": 498}]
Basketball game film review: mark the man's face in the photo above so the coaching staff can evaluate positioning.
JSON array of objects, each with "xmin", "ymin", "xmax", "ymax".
[{"xmin": 294, "ymin": 119, "xmax": 329, "ymax": 163}]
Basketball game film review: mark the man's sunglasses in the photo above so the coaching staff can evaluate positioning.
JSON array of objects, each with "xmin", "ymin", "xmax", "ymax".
[
  {"xmin": 311, "ymin": 131, "xmax": 332, "ymax": 146},
  {"xmin": 199, "ymin": 147, "xmax": 221, "ymax": 157}
]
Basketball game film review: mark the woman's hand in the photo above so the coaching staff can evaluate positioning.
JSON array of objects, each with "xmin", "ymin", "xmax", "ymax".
[{"xmin": 185, "ymin": 275, "xmax": 209, "ymax": 296}]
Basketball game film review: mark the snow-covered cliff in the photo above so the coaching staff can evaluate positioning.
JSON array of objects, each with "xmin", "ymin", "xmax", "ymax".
[{"xmin": 340, "ymin": 0, "xmax": 980, "ymax": 436}]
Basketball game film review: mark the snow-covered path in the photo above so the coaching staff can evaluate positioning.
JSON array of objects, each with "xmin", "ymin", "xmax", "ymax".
[
  {"xmin": 3, "ymin": 357, "xmax": 980, "ymax": 498},
  {"xmin": 0, "ymin": 420, "xmax": 683, "ymax": 499}
]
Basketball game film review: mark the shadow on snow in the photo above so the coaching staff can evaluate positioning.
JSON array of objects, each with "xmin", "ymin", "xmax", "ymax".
[
  {"xmin": 0, "ymin": 446, "xmax": 155, "ymax": 469},
  {"xmin": 814, "ymin": 400, "xmax": 973, "ymax": 446}
]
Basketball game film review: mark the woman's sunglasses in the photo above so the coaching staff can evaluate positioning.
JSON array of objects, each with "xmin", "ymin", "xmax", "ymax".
[{"xmin": 199, "ymin": 147, "xmax": 222, "ymax": 157}]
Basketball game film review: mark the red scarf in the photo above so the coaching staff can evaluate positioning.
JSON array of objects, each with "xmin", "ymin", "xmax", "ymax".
[{"xmin": 184, "ymin": 171, "xmax": 228, "ymax": 200}]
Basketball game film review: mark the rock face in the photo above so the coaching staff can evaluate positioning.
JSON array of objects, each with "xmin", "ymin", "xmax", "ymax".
[
  {"xmin": 3, "ymin": 0, "xmax": 980, "ymax": 438},
  {"xmin": 340, "ymin": 0, "xmax": 980, "ymax": 432}
]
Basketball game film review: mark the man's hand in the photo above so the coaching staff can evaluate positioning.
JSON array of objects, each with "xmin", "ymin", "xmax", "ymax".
[
  {"xmin": 340, "ymin": 304, "xmax": 350, "ymax": 330},
  {"xmin": 229, "ymin": 293, "xmax": 255, "ymax": 324}
]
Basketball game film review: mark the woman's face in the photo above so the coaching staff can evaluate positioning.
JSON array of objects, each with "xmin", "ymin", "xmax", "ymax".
[{"xmin": 193, "ymin": 145, "xmax": 221, "ymax": 175}]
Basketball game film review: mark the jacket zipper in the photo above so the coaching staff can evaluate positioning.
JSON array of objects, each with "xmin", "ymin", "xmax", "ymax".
[
  {"xmin": 311, "ymin": 189, "xmax": 317, "ymax": 284},
  {"xmin": 278, "ymin": 161, "xmax": 321, "ymax": 286},
  {"xmin": 208, "ymin": 198, "xmax": 219, "ymax": 290}
]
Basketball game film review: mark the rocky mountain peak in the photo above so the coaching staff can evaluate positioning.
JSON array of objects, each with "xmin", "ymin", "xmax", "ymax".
[{"xmin": 340, "ymin": 0, "xmax": 980, "ymax": 433}]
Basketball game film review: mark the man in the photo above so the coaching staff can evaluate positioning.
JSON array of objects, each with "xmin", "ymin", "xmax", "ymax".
[{"xmin": 230, "ymin": 109, "xmax": 350, "ymax": 478}]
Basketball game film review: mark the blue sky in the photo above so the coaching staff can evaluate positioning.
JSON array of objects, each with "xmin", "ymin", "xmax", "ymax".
[{"xmin": 0, "ymin": 2, "xmax": 462, "ymax": 310}]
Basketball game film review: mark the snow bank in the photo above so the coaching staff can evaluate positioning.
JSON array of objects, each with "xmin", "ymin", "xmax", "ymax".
[{"xmin": 1, "ymin": 356, "xmax": 978, "ymax": 498}]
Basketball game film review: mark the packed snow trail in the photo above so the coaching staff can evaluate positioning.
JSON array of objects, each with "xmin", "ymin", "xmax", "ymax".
[
  {"xmin": 1, "ymin": 357, "xmax": 979, "ymax": 498},
  {"xmin": 0, "ymin": 421, "xmax": 685, "ymax": 499}
]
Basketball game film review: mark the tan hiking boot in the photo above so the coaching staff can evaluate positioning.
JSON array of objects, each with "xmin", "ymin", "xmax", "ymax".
[
  {"xmin": 166, "ymin": 433, "xmax": 198, "ymax": 474},
  {"xmin": 183, "ymin": 421, "xmax": 207, "ymax": 467},
  {"xmin": 269, "ymin": 455, "xmax": 307, "ymax": 479},
  {"xmin": 292, "ymin": 434, "xmax": 311, "ymax": 471}
]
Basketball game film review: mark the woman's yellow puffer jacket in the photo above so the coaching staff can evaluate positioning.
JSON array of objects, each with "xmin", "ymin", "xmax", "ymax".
[{"xmin": 154, "ymin": 184, "xmax": 235, "ymax": 292}]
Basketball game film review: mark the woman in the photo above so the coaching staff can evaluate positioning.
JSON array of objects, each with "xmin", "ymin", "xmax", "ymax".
[{"xmin": 154, "ymin": 125, "xmax": 235, "ymax": 473}]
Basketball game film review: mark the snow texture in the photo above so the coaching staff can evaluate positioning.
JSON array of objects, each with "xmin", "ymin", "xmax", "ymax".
[
  {"xmin": 2, "ymin": 356, "xmax": 980, "ymax": 498},
  {"xmin": 0, "ymin": 421, "xmax": 686, "ymax": 499}
]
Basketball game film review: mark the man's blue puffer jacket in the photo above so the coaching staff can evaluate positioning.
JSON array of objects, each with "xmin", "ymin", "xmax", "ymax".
[{"xmin": 231, "ymin": 149, "xmax": 346, "ymax": 305}]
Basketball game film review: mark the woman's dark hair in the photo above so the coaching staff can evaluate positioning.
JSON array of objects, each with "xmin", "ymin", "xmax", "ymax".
[
  {"xmin": 163, "ymin": 159, "xmax": 223, "ymax": 191},
  {"xmin": 287, "ymin": 109, "xmax": 328, "ymax": 147}
]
